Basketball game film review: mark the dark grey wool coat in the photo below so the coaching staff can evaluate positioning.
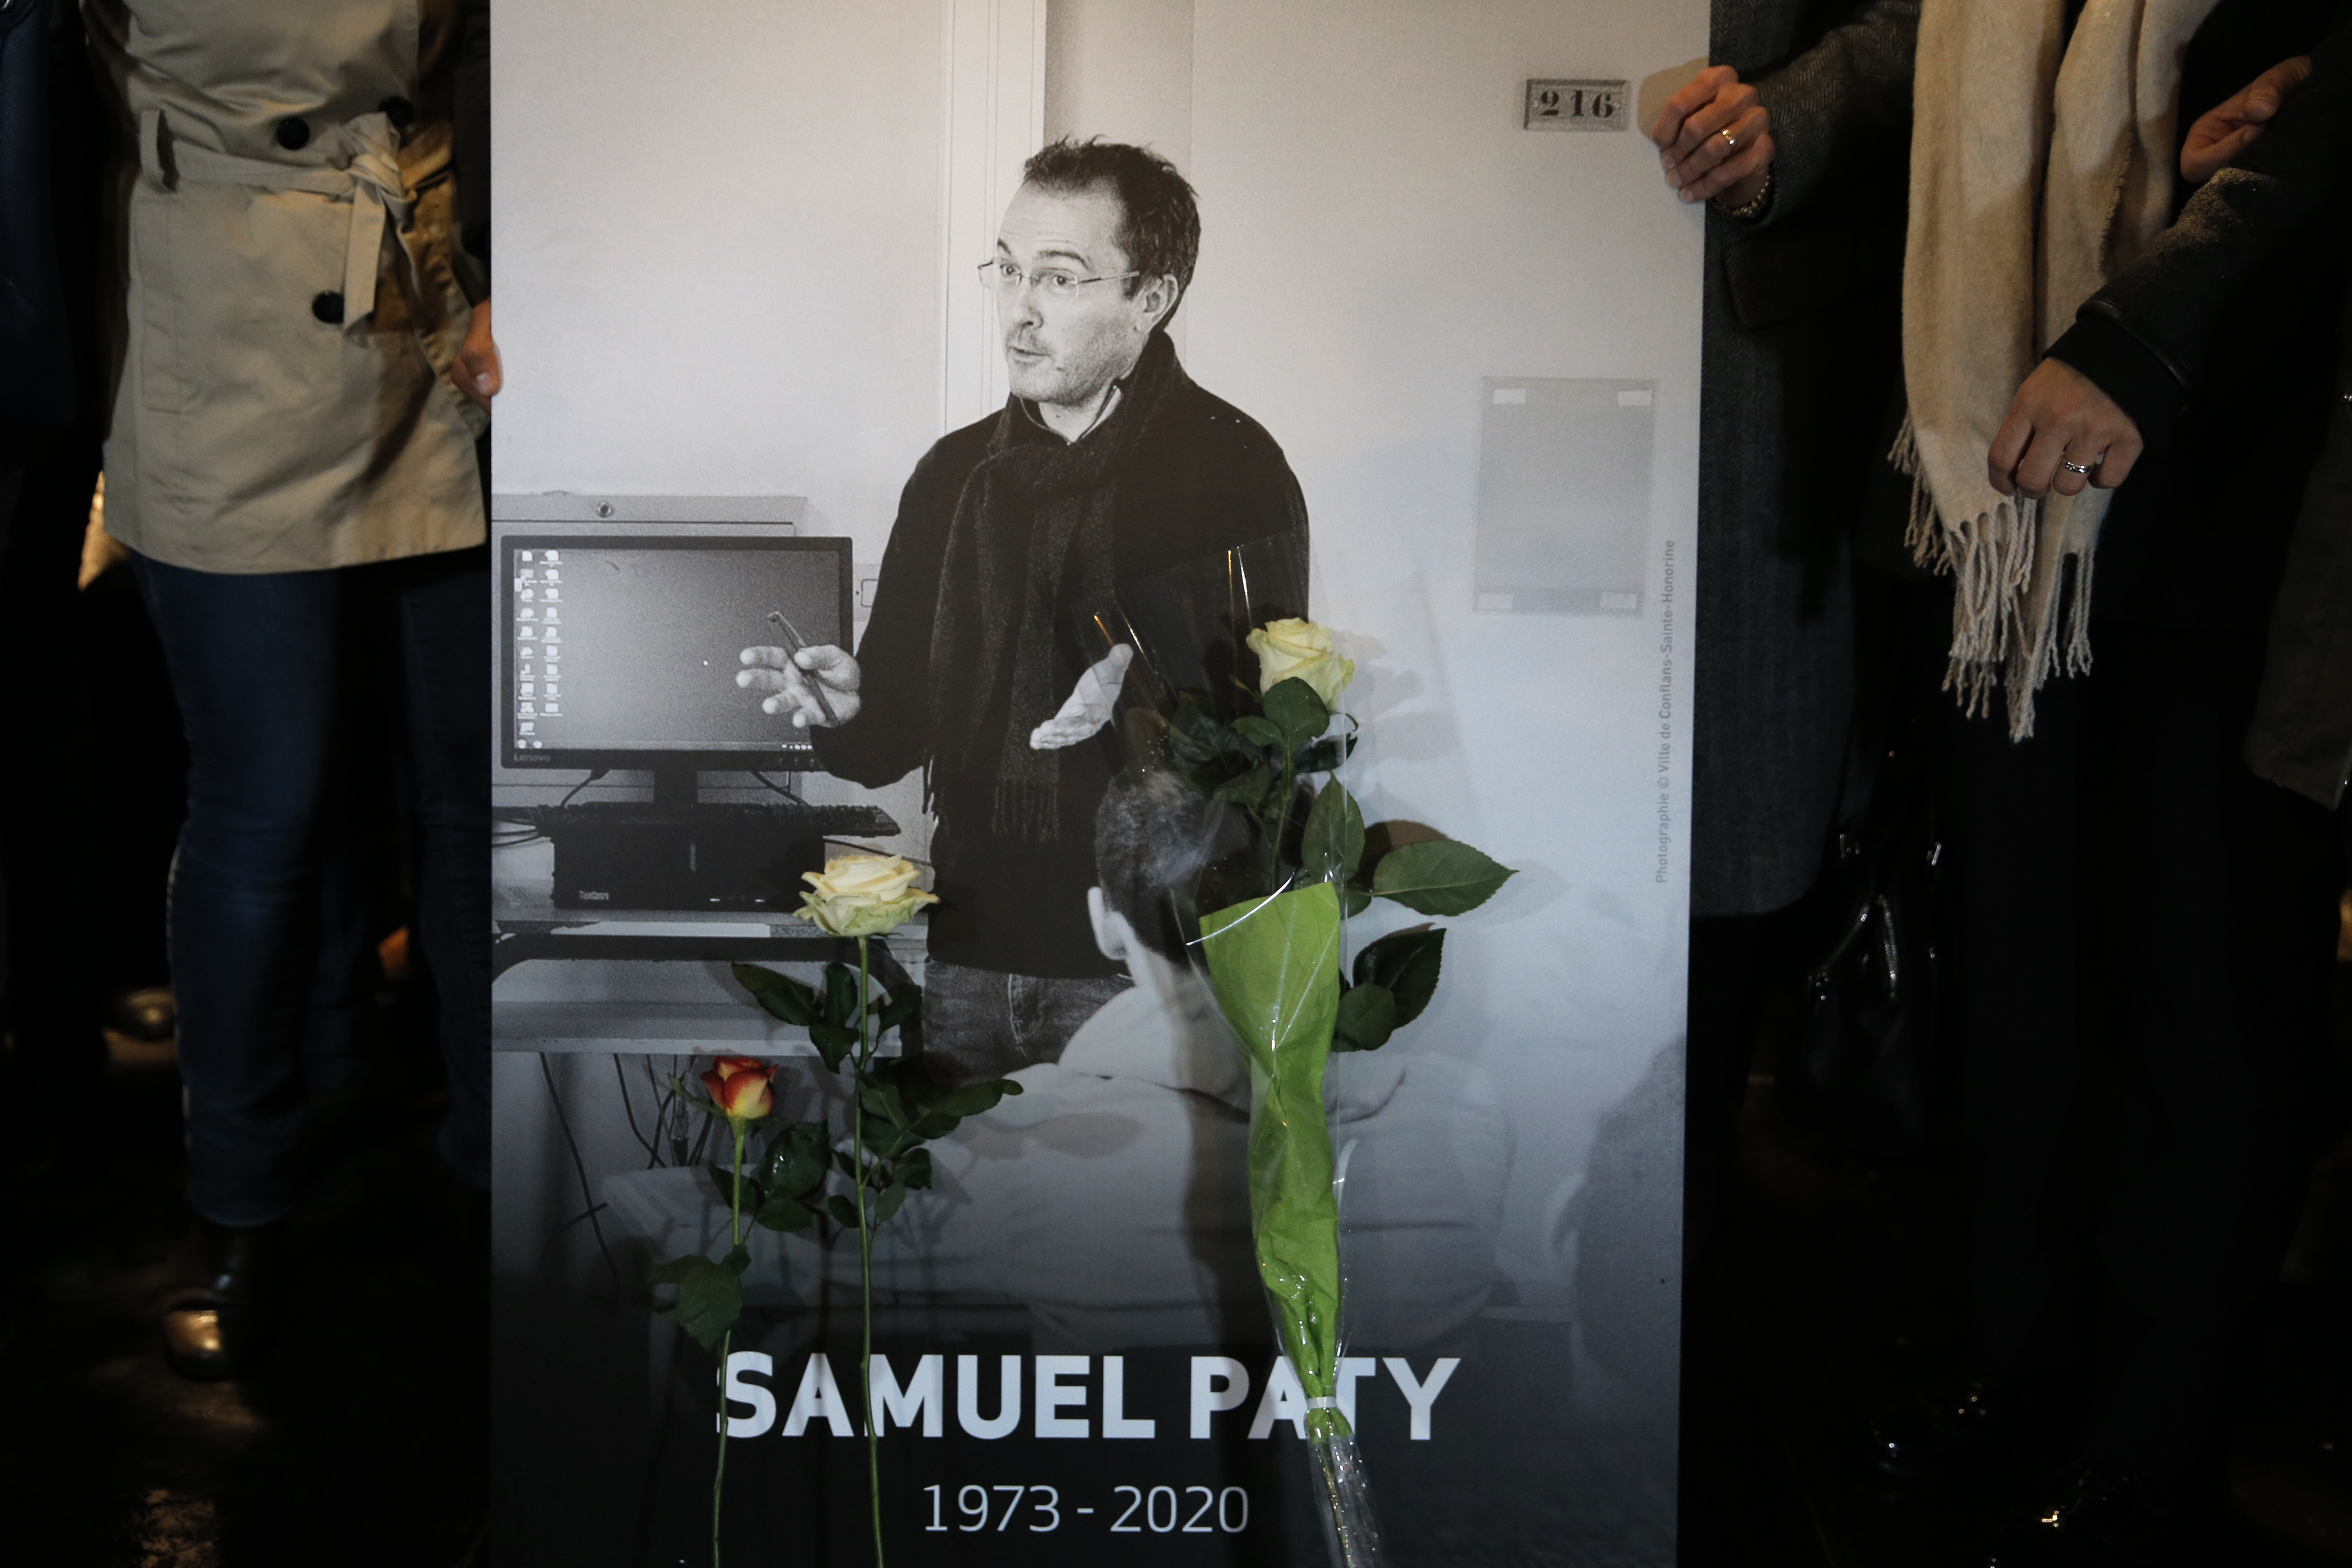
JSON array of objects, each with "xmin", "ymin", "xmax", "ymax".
[{"xmin": 1692, "ymin": 0, "xmax": 1918, "ymax": 917}]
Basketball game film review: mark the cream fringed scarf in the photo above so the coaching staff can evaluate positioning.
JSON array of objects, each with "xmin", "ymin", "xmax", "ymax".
[{"xmin": 1896, "ymin": 0, "xmax": 2217, "ymax": 738}]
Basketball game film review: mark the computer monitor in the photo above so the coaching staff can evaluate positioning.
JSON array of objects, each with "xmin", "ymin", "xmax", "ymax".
[{"xmin": 500, "ymin": 527, "xmax": 853, "ymax": 780}]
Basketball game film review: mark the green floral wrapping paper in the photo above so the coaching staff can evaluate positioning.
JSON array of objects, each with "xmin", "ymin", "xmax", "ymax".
[{"xmin": 1198, "ymin": 879, "xmax": 1351, "ymax": 1440}]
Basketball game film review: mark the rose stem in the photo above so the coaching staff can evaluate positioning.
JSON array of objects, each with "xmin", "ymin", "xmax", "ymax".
[
  {"xmin": 713, "ymin": 1116, "xmax": 746, "ymax": 1568},
  {"xmin": 854, "ymin": 935, "xmax": 884, "ymax": 1566},
  {"xmin": 1277, "ymin": 744, "xmax": 1298, "ymax": 894}
]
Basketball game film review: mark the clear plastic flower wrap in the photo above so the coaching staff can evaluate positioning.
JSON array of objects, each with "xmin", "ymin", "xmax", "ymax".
[{"xmin": 1096, "ymin": 538, "xmax": 1511, "ymax": 1567}]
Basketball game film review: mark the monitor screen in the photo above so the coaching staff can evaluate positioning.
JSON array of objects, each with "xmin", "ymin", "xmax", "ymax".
[{"xmin": 502, "ymin": 533, "xmax": 852, "ymax": 770}]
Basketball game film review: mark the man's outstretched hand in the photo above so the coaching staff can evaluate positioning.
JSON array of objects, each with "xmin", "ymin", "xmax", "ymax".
[
  {"xmin": 737, "ymin": 644, "xmax": 862, "ymax": 728},
  {"xmin": 2181, "ymin": 55, "xmax": 2313, "ymax": 183},
  {"xmin": 1029, "ymin": 645, "xmax": 1133, "ymax": 751}
]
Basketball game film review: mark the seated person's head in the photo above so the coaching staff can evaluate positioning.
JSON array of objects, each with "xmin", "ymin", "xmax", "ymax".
[{"xmin": 1089, "ymin": 768, "xmax": 1246, "ymax": 967}]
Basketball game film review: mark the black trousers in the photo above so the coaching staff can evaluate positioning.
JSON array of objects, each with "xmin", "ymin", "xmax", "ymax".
[
  {"xmin": 2072, "ymin": 621, "xmax": 2342, "ymax": 1476},
  {"xmin": 0, "ymin": 425, "xmax": 107, "ymax": 1133},
  {"xmin": 1869, "ymin": 560, "xmax": 2343, "ymax": 1479}
]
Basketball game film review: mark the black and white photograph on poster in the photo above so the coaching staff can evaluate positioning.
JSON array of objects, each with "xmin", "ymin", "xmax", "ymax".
[{"xmin": 490, "ymin": 3, "xmax": 1703, "ymax": 1564}]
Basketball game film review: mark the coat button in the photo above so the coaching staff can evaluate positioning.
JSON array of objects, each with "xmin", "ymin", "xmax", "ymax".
[
  {"xmin": 378, "ymin": 95, "xmax": 416, "ymax": 127},
  {"xmin": 276, "ymin": 117, "xmax": 311, "ymax": 150},
  {"xmin": 312, "ymin": 291, "xmax": 346, "ymax": 325}
]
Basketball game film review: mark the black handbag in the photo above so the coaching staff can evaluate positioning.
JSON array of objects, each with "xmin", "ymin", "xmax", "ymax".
[{"xmin": 1777, "ymin": 732, "xmax": 1944, "ymax": 1162}]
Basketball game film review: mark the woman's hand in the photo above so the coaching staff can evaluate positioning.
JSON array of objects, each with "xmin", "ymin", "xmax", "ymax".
[
  {"xmin": 1987, "ymin": 360, "xmax": 2143, "ymax": 500},
  {"xmin": 454, "ymin": 297, "xmax": 502, "ymax": 413},
  {"xmin": 1650, "ymin": 65, "xmax": 1774, "ymax": 208}
]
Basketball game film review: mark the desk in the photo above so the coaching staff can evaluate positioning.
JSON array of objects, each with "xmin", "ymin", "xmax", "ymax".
[{"xmin": 493, "ymin": 838, "xmax": 925, "ymax": 1055}]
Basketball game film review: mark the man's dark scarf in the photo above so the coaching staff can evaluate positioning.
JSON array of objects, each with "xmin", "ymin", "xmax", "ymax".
[{"xmin": 927, "ymin": 330, "xmax": 1188, "ymax": 842}]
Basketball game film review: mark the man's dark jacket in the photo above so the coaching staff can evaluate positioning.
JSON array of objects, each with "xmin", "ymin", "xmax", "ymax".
[
  {"xmin": 2043, "ymin": 12, "xmax": 2352, "ymax": 804},
  {"xmin": 815, "ymin": 331, "xmax": 1309, "ymax": 977},
  {"xmin": 1694, "ymin": 0, "xmax": 1919, "ymax": 916}
]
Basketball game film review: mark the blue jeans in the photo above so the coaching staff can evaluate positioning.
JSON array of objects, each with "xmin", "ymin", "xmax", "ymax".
[
  {"xmin": 136, "ymin": 546, "xmax": 490, "ymax": 1225},
  {"xmin": 920, "ymin": 960, "xmax": 1130, "ymax": 1085}
]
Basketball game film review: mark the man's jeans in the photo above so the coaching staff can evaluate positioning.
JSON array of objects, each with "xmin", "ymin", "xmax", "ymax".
[
  {"xmin": 135, "ymin": 545, "xmax": 491, "ymax": 1225},
  {"xmin": 922, "ymin": 960, "xmax": 1130, "ymax": 1084}
]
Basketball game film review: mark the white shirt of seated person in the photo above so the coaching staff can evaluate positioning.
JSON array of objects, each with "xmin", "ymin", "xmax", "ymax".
[{"xmin": 600, "ymin": 891, "xmax": 1509, "ymax": 1351}]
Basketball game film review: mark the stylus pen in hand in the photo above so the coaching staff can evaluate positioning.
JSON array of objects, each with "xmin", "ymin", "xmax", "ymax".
[{"xmin": 766, "ymin": 609, "xmax": 841, "ymax": 726}]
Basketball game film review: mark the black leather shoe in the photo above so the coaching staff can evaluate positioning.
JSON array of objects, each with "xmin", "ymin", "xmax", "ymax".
[
  {"xmin": 1867, "ymin": 1373, "xmax": 2006, "ymax": 1479},
  {"xmin": 160, "ymin": 1218, "xmax": 277, "ymax": 1381},
  {"xmin": 1983, "ymin": 1466, "xmax": 2186, "ymax": 1568}
]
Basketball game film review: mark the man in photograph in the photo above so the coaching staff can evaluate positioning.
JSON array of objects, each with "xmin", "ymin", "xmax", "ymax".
[{"xmin": 736, "ymin": 138, "xmax": 1309, "ymax": 1084}]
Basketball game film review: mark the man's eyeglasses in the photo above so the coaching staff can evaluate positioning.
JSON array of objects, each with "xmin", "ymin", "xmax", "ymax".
[{"xmin": 977, "ymin": 258, "xmax": 1139, "ymax": 300}]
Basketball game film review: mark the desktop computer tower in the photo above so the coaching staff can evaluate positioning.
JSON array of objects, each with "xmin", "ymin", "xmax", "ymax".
[{"xmin": 550, "ymin": 809, "xmax": 826, "ymax": 911}]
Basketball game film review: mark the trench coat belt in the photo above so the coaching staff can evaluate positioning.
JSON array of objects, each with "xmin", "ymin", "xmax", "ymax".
[{"xmin": 141, "ymin": 107, "xmax": 413, "ymax": 328}]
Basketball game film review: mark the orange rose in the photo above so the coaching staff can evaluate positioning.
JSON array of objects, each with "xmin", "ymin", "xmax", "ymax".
[{"xmin": 699, "ymin": 1055, "xmax": 776, "ymax": 1122}]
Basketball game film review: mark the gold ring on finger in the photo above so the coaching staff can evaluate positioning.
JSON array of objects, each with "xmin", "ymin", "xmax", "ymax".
[{"xmin": 1720, "ymin": 129, "xmax": 1738, "ymax": 152}]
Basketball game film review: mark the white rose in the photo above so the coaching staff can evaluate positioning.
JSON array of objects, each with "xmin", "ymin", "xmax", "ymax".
[
  {"xmin": 1247, "ymin": 618, "xmax": 1355, "ymax": 709},
  {"xmin": 795, "ymin": 853, "xmax": 938, "ymax": 937}
]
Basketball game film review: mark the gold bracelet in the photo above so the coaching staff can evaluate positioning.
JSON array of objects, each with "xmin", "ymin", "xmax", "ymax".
[{"xmin": 1711, "ymin": 165, "xmax": 1775, "ymax": 223}]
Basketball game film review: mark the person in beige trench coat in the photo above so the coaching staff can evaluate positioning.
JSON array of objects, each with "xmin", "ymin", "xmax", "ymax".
[{"xmin": 82, "ymin": 0, "xmax": 495, "ymax": 1380}]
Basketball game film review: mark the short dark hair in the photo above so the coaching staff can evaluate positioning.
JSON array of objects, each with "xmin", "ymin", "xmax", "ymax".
[
  {"xmin": 1093, "ymin": 769, "xmax": 1245, "ymax": 962},
  {"xmin": 1022, "ymin": 138, "xmax": 1200, "ymax": 317}
]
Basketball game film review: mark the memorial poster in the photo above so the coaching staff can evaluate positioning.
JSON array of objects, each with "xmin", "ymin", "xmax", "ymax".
[{"xmin": 490, "ymin": 3, "xmax": 1704, "ymax": 1562}]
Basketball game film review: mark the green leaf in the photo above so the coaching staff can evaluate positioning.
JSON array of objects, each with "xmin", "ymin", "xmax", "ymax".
[
  {"xmin": 858, "ymin": 1079, "xmax": 909, "ymax": 1127},
  {"xmin": 824, "ymin": 962, "xmax": 861, "ymax": 1029},
  {"xmin": 1262, "ymin": 677, "xmax": 1331, "ymax": 752},
  {"xmin": 875, "ymin": 1180, "xmax": 910, "ymax": 1226},
  {"xmin": 721, "ymin": 1244, "xmax": 751, "ymax": 1276},
  {"xmin": 757, "ymin": 1122, "xmax": 829, "ymax": 1198},
  {"xmin": 1231, "ymin": 715, "xmax": 1286, "ymax": 749},
  {"xmin": 1167, "ymin": 723, "xmax": 1223, "ymax": 775},
  {"xmin": 753, "ymin": 1194, "xmax": 814, "ymax": 1232},
  {"xmin": 860, "ymin": 1112, "xmax": 913, "ymax": 1162},
  {"xmin": 908, "ymin": 1110, "xmax": 961, "ymax": 1141},
  {"xmin": 650, "ymin": 1254, "xmax": 742, "ymax": 1351},
  {"xmin": 1354, "ymin": 926, "xmax": 1446, "ymax": 1028},
  {"xmin": 877, "ymin": 983, "xmax": 923, "ymax": 1032},
  {"xmin": 732, "ymin": 963, "xmax": 820, "ymax": 1026},
  {"xmin": 1212, "ymin": 766, "xmax": 1276, "ymax": 810},
  {"xmin": 1168, "ymin": 696, "xmax": 1221, "ymax": 742},
  {"xmin": 895, "ymin": 1148, "xmax": 935, "ymax": 1190},
  {"xmin": 1170, "ymin": 698, "xmax": 1253, "ymax": 758},
  {"xmin": 807, "ymin": 1021, "xmax": 859, "ymax": 1072},
  {"xmin": 1300, "ymin": 780, "xmax": 1366, "ymax": 883},
  {"xmin": 1332, "ymin": 981, "xmax": 1397, "ymax": 1052},
  {"xmin": 1342, "ymin": 882, "xmax": 1372, "ymax": 917},
  {"xmin": 706, "ymin": 1162, "xmax": 763, "ymax": 1215},
  {"xmin": 1370, "ymin": 838, "xmax": 1516, "ymax": 916},
  {"xmin": 826, "ymin": 1193, "xmax": 861, "ymax": 1229}
]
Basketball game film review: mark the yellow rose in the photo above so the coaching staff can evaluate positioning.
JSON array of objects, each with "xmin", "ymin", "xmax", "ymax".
[
  {"xmin": 795, "ymin": 853, "xmax": 939, "ymax": 938},
  {"xmin": 1247, "ymin": 618, "xmax": 1355, "ymax": 709}
]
